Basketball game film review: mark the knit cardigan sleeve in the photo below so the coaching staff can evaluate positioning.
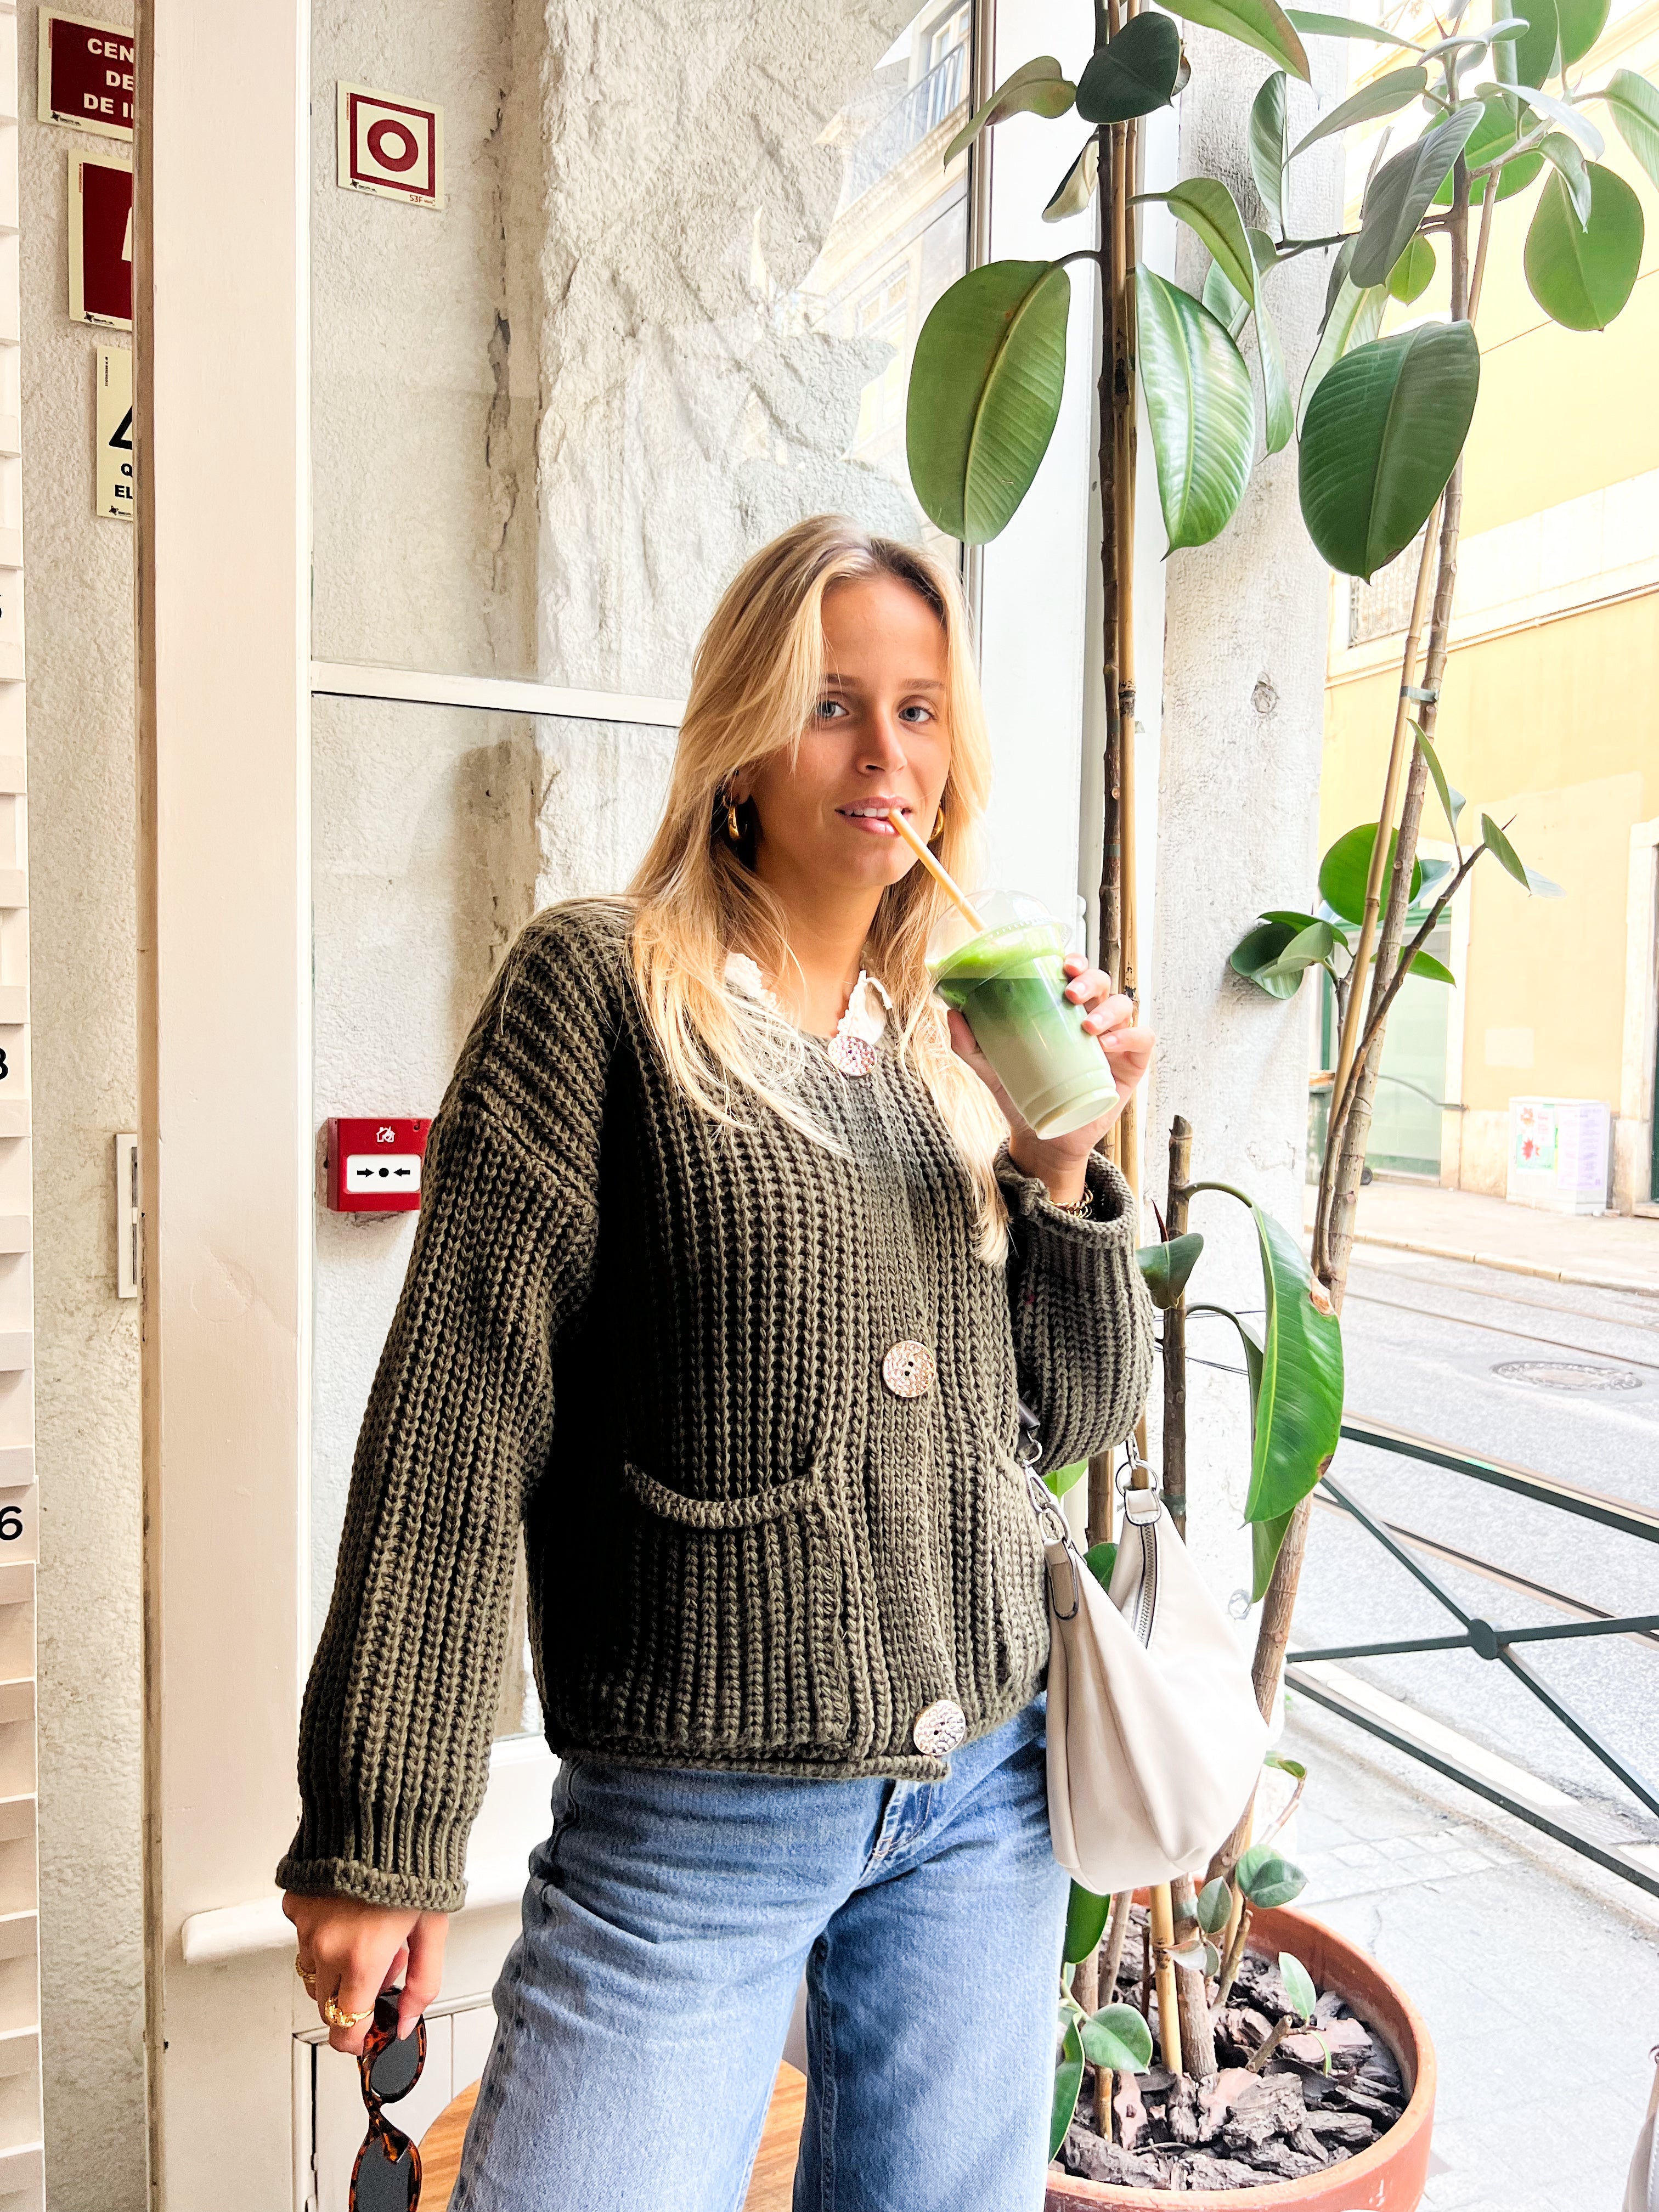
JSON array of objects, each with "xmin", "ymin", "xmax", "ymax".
[
  {"xmin": 996, "ymin": 1148, "xmax": 1155, "ymax": 1477},
  {"xmin": 276, "ymin": 906, "xmax": 620, "ymax": 1910}
]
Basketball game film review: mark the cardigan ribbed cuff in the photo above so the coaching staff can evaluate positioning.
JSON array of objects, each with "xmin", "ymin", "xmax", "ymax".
[
  {"xmin": 995, "ymin": 1148, "xmax": 1137, "ymax": 1250},
  {"xmin": 275, "ymin": 1850, "xmax": 468, "ymax": 1914}
]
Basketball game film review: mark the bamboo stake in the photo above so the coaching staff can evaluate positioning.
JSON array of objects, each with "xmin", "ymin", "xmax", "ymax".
[
  {"xmin": 1099, "ymin": 1889, "xmax": 1134, "ymax": 2002},
  {"xmin": 1322, "ymin": 501, "xmax": 1439, "ymax": 1160},
  {"xmin": 1148, "ymin": 1881, "xmax": 1182, "ymax": 2075},
  {"xmin": 1162, "ymin": 1116, "xmax": 1190, "ymax": 1536},
  {"xmin": 885, "ymin": 809, "xmax": 985, "ymax": 931},
  {"xmin": 1113, "ymin": 107, "xmax": 1141, "ymax": 1203}
]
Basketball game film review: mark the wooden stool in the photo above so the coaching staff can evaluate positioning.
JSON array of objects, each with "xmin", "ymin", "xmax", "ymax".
[{"xmin": 419, "ymin": 2062, "xmax": 807, "ymax": 2211}]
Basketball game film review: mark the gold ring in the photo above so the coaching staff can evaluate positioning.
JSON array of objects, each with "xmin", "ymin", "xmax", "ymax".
[
  {"xmin": 294, "ymin": 1956, "xmax": 316, "ymax": 1991},
  {"xmin": 321, "ymin": 1995, "xmax": 371, "ymax": 2030}
]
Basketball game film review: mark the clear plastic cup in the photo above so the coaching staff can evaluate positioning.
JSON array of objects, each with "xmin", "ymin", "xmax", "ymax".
[{"xmin": 929, "ymin": 890, "xmax": 1118, "ymax": 1139}]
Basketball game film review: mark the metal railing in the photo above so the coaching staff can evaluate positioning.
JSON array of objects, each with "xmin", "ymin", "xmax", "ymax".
[
  {"xmin": 1286, "ymin": 1413, "xmax": 1659, "ymax": 1903},
  {"xmin": 840, "ymin": 46, "xmax": 969, "ymax": 207}
]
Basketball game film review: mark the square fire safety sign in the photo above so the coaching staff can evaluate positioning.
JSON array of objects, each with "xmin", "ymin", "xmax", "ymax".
[
  {"xmin": 326, "ymin": 1117, "xmax": 432, "ymax": 1215},
  {"xmin": 69, "ymin": 154, "xmax": 132, "ymax": 328},
  {"xmin": 336, "ymin": 83, "xmax": 445, "ymax": 208},
  {"xmin": 39, "ymin": 12, "xmax": 135, "ymax": 142}
]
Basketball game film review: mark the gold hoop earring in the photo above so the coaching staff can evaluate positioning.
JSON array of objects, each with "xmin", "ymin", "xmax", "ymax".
[
  {"xmin": 931, "ymin": 805, "xmax": 945, "ymax": 842},
  {"xmin": 726, "ymin": 800, "xmax": 742, "ymax": 843}
]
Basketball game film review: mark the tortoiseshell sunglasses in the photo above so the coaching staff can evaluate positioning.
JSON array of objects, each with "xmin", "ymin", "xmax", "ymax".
[{"xmin": 349, "ymin": 1991, "xmax": 427, "ymax": 2212}]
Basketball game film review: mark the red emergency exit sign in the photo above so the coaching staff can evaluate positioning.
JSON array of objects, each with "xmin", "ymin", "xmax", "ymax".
[
  {"xmin": 70, "ymin": 156, "xmax": 132, "ymax": 330},
  {"xmin": 40, "ymin": 12, "xmax": 135, "ymax": 143}
]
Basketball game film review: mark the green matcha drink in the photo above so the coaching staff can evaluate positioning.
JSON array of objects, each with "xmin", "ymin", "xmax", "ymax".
[{"xmin": 929, "ymin": 892, "xmax": 1118, "ymax": 1139}]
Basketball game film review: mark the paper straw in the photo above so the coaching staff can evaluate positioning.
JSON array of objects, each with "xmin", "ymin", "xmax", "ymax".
[{"xmin": 886, "ymin": 810, "xmax": 985, "ymax": 934}]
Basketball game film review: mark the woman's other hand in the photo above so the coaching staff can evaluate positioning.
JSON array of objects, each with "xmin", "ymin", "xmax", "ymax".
[
  {"xmin": 946, "ymin": 956, "xmax": 1154, "ymax": 1206},
  {"xmin": 284, "ymin": 1890, "xmax": 449, "ymax": 2055}
]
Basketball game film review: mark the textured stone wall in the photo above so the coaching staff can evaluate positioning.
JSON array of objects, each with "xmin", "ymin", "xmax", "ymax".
[{"xmin": 16, "ymin": 4, "xmax": 148, "ymax": 2203}]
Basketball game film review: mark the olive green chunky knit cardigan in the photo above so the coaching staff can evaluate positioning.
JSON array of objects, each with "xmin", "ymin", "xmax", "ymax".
[{"xmin": 279, "ymin": 902, "xmax": 1154, "ymax": 1910}]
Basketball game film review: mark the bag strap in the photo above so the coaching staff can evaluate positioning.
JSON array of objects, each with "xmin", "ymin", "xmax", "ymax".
[{"xmin": 1017, "ymin": 1398, "xmax": 1163, "ymax": 1643}]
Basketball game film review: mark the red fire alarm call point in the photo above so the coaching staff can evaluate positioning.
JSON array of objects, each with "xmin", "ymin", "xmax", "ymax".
[{"xmin": 326, "ymin": 1116, "xmax": 432, "ymax": 1214}]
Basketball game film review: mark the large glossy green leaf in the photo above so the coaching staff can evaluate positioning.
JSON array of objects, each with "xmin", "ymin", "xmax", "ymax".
[
  {"xmin": 1319, "ymin": 824, "xmax": 1423, "ymax": 923},
  {"xmin": 1272, "ymin": 920, "xmax": 1341, "ymax": 974},
  {"xmin": 1513, "ymin": 0, "xmax": 1561, "ymax": 92},
  {"xmin": 1350, "ymin": 103, "xmax": 1485, "ymax": 286},
  {"xmin": 1409, "ymin": 949, "xmax": 1457, "ymax": 983},
  {"xmin": 1559, "ymin": 0, "xmax": 1611, "ymax": 64},
  {"xmin": 1137, "ymin": 1232, "xmax": 1206, "ymax": 1310},
  {"xmin": 1137, "ymin": 269, "xmax": 1256, "ymax": 551},
  {"xmin": 1242, "ymin": 1204, "xmax": 1345, "ymax": 1526},
  {"xmin": 1231, "ymin": 918, "xmax": 1304, "ymax": 996},
  {"xmin": 1594, "ymin": 68, "xmax": 1659, "ymax": 194},
  {"xmin": 1286, "ymin": 6, "xmax": 1422, "ymax": 49},
  {"xmin": 1065, "ymin": 1882, "xmax": 1112, "ymax": 1964},
  {"xmin": 1250, "ymin": 71, "xmax": 1289, "ymax": 237},
  {"xmin": 1387, "ymin": 235, "xmax": 1436, "ymax": 302},
  {"xmin": 1537, "ymin": 131, "xmax": 1592, "ymax": 224},
  {"xmin": 1290, "ymin": 65, "xmax": 1429, "ymax": 160},
  {"xmin": 1051, "ymin": 2021, "xmax": 1085, "ymax": 2158},
  {"xmin": 1174, "ymin": 0, "xmax": 1310, "ymax": 78},
  {"xmin": 944, "ymin": 57, "xmax": 1076, "ymax": 165},
  {"xmin": 1081, "ymin": 2005, "xmax": 1155, "ymax": 2073},
  {"xmin": 1432, "ymin": 99, "xmax": 1544, "ymax": 205},
  {"xmin": 1077, "ymin": 13, "xmax": 1186, "ymax": 122},
  {"xmin": 906, "ymin": 261, "xmax": 1071, "ymax": 544},
  {"xmin": 1142, "ymin": 178, "xmax": 1259, "ymax": 304},
  {"xmin": 1043, "ymin": 135, "xmax": 1101, "ymax": 222},
  {"xmin": 1299, "ymin": 323, "xmax": 1480, "ymax": 581},
  {"xmin": 1298, "ymin": 239, "xmax": 1387, "ymax": 430},
  {"xmin": 1525, "ymin": 161, "xmax": 1644, "ymax": 328}
]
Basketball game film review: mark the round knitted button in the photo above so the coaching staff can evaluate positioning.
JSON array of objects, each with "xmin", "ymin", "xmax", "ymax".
[
  {"xmin": 827, "ymin": 1031, "xmax": 878, "ymax": 1076},
  {"xmin": 882, "ymin": 1340, "xmax": 935, "ymax": 1399},
  {"xmin": 912, "ymin": 1699, "xmax": 967, "ymax": 1758}
]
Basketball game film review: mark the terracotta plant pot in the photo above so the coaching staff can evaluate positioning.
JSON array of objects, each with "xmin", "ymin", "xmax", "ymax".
[{"xmin": 1045, "ymin": 1903, "xmax": 1437, "ymax": 2212}]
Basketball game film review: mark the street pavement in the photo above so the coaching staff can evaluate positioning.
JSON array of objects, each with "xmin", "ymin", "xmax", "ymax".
[{"xmin": 1271, "ymin": 1217, "xmax": 1659, "ymax": 2211}]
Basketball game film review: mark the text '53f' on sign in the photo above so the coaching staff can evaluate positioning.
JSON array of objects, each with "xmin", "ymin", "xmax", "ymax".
[
  {"xmin": 69, "ymin": 155, "xmax": 132, "ymax": 329},
  {"xmin": 336, "ymin": 83, "xmax": 444, "ymax": 208},
  {"xmin": 96, "ymin": 346, "xmax": 133, "ymax": 522},
  {"xmin": 39, "ymin": 12, "xmax": 135, "ymax": 142}
]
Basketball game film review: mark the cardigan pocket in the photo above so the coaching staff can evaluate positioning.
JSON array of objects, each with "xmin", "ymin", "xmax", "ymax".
[{"xmin": 606, "ymin": 1459, "xmax": 851, "ymax": 1750}]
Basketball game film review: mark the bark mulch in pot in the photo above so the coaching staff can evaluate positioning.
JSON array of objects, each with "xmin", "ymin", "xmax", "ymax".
[{"xmin": 1057, "ymin": 1911, "xmax": 1409, "ymax": 2192}]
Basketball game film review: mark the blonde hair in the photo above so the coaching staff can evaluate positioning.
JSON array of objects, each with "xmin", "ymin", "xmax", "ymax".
[{"xmin": 624, "ymin": 514, "xmax": 1009, "ymax": 1260}]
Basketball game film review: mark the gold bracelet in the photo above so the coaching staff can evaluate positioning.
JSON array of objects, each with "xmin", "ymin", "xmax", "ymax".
[{"xmin": 1054, "ymin": 1188, "xmax": 1094, "ymax": 1218}]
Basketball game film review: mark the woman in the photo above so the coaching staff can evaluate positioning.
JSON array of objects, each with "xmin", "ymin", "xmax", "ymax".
[{"xmin": 282, "ymin": 516, "xmax": 1155, "ymax": 2210}]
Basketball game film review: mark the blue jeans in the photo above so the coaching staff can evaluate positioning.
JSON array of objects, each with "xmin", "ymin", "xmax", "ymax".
[{"xmin": 451, "ymin": 1700, "xmax": 1068, "ymax": 2211}]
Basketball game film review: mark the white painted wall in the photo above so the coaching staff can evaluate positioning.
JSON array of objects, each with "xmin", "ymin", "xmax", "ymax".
[
  {"xmin": 1145, "ymin": 31, "xmax": 1345, "ymax": 1610},
  {"xmin": 16, "ymin": 5, "xmax": 146, "ymax": 2203}
]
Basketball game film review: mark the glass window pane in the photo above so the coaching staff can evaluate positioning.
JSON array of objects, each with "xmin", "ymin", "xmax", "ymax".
[{"xmin": 310, "ymin": 692, "xmax": 675, "ymax": 1734}]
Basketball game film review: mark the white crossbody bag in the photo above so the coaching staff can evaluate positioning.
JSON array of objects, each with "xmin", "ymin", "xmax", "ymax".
[{"xmin": 1019, "ymin": 1404, "xmax": 1271, "ymax": 1894}]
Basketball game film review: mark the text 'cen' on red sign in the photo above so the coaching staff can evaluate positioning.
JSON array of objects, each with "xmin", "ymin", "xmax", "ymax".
[{"xmin": 40, "ymin": 12, "xmax": 134, "ymax": 142}]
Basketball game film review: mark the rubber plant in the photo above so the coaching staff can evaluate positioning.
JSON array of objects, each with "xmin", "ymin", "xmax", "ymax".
[{"xmin": 902, "ymin": 0, "xmax": 1649, "ymax": 2153}]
